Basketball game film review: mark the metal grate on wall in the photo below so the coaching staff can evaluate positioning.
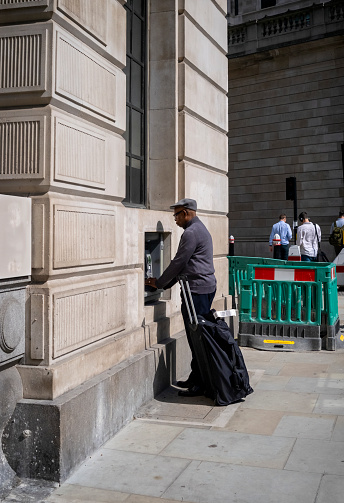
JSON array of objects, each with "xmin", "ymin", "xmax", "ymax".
[
  {"xmin": 0, "ymin": 121, "xmax": 40, "ymax": 176},
  {"xmin": 0, "ymin": 34, "xmax": 42, "ymax": 89}
]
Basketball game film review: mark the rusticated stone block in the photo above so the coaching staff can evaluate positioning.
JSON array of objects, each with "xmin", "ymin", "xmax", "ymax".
[
  {"xmin": 25, "ymin": 269, "xmax": 146, "ymax": 366},
  {"xmin": 0, "ymin": 107, "xmax": 125, "ymax": 197},
  {"xmin": 0, "ymin": 278, "xmax": 28, "ymax": 369},
  {"xmin": 28, "ymin": 275, "xmax": 126, "ymax": 364},
  {"xmin": 0, "ymin": 195, "xmax": 31, "ymax": 280},
  {"xmin": 179, "ymin": 62, "xmax": 228, "ymax": 132},
  {"xmin": 0, "ymin": 286, "xmax": 25, "ymax": 366},
  {"xmin": 181, "ymin": 0, "xmax": 227, "ymax": 51},
  {"xmin": 182, "ymin": 160, "xmax": 228, "ymax": 214},
  {"xmin": 30, "ymin": 194, "xmax": 122, "ymax": 278},
  {"xmin": 178, "ymin": 14, "xmax": 227, "ymax": 92},
  {"xmin": 0, "ymin": 22, "xmax": 125, "ymax": 131},
  {"xmin": 179, "ymin": 112, "xmax": 228, "ymax": 172},
  {"xmin": 58, "ymin": 0, "xmax": 107, "ymax": 44},
  {"xmin": 0, "ymin": 0, "xmax": 126, "ymax": 67}
]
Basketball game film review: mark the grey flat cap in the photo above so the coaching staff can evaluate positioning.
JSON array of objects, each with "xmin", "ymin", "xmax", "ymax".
[{"xmin": 170, "ymin": 198, "xmax": 197, "ymax": 211}]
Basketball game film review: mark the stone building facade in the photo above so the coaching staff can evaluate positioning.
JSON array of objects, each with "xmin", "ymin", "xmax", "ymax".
[
  {"xmin": 227, "ymin": 0, "xmax": 344, "ymax": 258},
  {"xmin": 0, "ymin": 0, "xmax": 229, "ymax": 487}
]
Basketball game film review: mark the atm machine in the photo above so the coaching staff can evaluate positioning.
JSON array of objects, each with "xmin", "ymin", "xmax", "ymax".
[{"xmin": 144, "ymin": 232, "xmax": 164, "ymax": 303}]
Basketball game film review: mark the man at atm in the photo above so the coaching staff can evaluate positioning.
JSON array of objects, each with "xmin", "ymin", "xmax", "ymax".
[{"xmin": 145, "ymin": 198, "xmax": 216, "ymax": 397}]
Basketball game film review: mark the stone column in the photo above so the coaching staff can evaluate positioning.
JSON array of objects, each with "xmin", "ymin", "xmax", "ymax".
[{"xmin": 178, "ymin": 0, "xmax": 229, "ymax": 300}]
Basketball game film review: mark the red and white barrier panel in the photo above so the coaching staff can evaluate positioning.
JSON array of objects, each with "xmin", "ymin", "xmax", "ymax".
[
  {"xmin": 288, "ymin": 244, "xmax": 301, "ymax": 261},
  {"xmin": 255, "ymin": 268, "xmax": 315, "ymax": 282},
  {"xmin": 254, "ymin": 266, "xmax": 336, "ymax": 282}
]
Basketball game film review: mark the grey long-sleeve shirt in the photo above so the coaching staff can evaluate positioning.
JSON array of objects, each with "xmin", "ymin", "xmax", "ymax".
[{"xmin": 155, "ymin": 216, "xmax": 216, "ymax": 294}]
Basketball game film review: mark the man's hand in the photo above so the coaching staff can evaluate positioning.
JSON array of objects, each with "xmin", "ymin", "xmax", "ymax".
[
  {"xmin": 145, "ymin": 277, "xmax": 157, "ymax": 289},
  {"xmin": 269, "ymin": 245, "xmax": 273, "ymax": 253}
]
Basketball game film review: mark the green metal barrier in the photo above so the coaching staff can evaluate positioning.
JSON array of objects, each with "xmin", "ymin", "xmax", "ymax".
[{"xmin": 228, "ymin": 257, "xmax": 341, "ymax": 351}]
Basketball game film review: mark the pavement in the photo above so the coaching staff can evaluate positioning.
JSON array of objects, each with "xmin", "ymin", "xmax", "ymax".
[{"xmin": 3, "ymin": 297, "xmax": 344, "ymax": 503}]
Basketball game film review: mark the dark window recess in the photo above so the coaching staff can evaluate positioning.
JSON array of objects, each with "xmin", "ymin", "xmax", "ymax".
[
  {"xmin": 261, "ymin": 0, "xmax": 276, "ymax": 8},
  {"xmin": 286, "ymin": 177, "xmax": 297, "ymax": 201},
  {"xmin": 124, "ymin": 0, "xmax": 146, "ymax": 206}
]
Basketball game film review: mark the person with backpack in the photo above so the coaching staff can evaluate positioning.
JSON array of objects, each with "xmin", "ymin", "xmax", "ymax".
[
  {"xmin": 296, "ymin": 212, "xmax": 321, "ymax": 262},
  {"xmin": 329, "ymin": 210, "xmax": 344, "ymax": 256}
]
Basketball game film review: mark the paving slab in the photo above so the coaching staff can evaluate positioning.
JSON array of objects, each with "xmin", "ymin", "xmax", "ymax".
[
  {"xmin": 315, "ymin": 474, "xmax": 344, "ymax": 503},
  {"xmin": 46, "ymin": 484, "xmax": 129, "ymax": 502},
  {"xmin": 332, "ymin": 416, "xmax": 344, "ymax": 441},
  {"xmin": 239, "ymin": 389, "xmax": 318, "ymax": 413},
  {"xmin": 285, "ymin": 376, "xmax": 344, "ymax": 394},
  {"xmin": 66, "ymin": 449, "xmax": 191, "ymax": 498},
  {"xmin": 215, "ymin": 408, "xmax": 285, "ymax": 435},
  {"xmin": 278, "ymin": 363, "xmax": 330, "ymax": 378},
  {"xmin": 255, "ymin": 375, "xmax": 291, "ymax": 390},
  {"xmin": 328, "ymin": 360, "xmax": 344, "ymax": 373},
  {"xmin": 125, "ymin": 495, "xmax": 184, "ymax": 503},
  {"xmin": 260, "ymin": 365, "xmax": 285, "ymax": 375},
  {"xmin": 159, "ymin": 427, "xmax": 295, "ymax": 469},
  {"xmin": 285, "ymin": 438, "xmax": 344, "ymax": 475},
  {"xmin": 46, "ymin": 486, "xmax": 181, "ymax": 503},
  {"xmin": 103, "ymin": 421, "xmax": 184, "ymax": 454},
  {"xmin": 134, "ymin": 385, "xmax": 217, "ymax": 421},
  {"xmin": 162, "ymin": 460, "xmax": 322, "ymax": 503},
  {"xmin": 272, "ymin": 415, "xmax": 336, "ymax": 440},
  {"xmin": 313, "ymin": 394, "xmax": 344, "ymax": 415},
  {"xmin": 238, "ymin": 349, "xmax": 276, "ymax": 362},
  {"xmin": 270, "ymin": 351, "xmax": 344, "ymax": 364}
]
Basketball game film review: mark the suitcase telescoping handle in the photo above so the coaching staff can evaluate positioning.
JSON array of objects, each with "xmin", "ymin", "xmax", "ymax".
[{"xmin": 178, "ymin": 275, "xmax": 198, "ymax": 327}]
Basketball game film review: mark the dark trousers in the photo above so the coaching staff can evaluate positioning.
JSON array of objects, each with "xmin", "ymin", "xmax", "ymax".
[
  {"xmin": 181, "ymin": 290, "xmax": 216, "ymax": 387},
  {"xmin": 301, "ymin": 255, "xmax": 317, "ymax": 262},
  {"xmin": 273, "ymin": 244, "xmax": 289, "ymax": 260}
]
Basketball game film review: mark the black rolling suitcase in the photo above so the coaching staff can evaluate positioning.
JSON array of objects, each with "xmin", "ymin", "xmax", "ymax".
[{"xmin": 179, "ymin": 275, "xmax": 254, "ymax": 406}]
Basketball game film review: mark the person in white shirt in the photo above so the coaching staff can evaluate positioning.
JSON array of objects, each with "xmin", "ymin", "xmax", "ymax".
[{"xmin": 296, "ymin": 212, "xmax": 321, "ymax": 262}]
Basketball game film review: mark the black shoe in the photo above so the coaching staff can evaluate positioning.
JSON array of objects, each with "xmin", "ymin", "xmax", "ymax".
[
  {"xmin": 176, "ymin": 377, "xmax": 194, "ymax": 389},
  {"xmin": 178, "ymin": 385, "xmax": 204, "ymax": 397}
]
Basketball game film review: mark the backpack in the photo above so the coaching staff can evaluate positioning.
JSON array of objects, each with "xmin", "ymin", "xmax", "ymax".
[{"xmin": 329, "ymin": 222, "xmax": 344, "ymax": 247}]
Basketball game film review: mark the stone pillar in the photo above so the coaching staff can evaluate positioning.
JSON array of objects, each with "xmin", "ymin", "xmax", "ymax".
[
  {"xmin": 0, "ymin": 0, "xmax": 128, "ymax": 401},
  {"xmin": 178, "ymin": 0, "xmax": 230, "ymax": 301},
  {"xmin": 149, "ymin": 0, "xmax": 178, "ymax": 209}
]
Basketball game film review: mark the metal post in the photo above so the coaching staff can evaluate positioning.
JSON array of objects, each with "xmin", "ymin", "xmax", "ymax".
[
  {"xmin": 228, "ymin": 235, "xmax": 235, "ymax": 256},
  {"xmin": 293, "ymin": 192, "xmax": 298, "ymax": 244}
]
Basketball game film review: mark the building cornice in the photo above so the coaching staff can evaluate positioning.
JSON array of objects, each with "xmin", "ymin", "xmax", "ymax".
[{"xmin": 227, "ymin": 0, "xmax": 344, "ymax": 58}]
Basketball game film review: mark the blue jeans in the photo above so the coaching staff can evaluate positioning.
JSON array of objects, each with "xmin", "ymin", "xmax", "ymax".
[
  {"xmin": 301, "ymin": 255, "xmax": 317, "ymax": 262},
  {"xmin": 181, "ymin": 290, "xmax": 216, "ymax": 387}
]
